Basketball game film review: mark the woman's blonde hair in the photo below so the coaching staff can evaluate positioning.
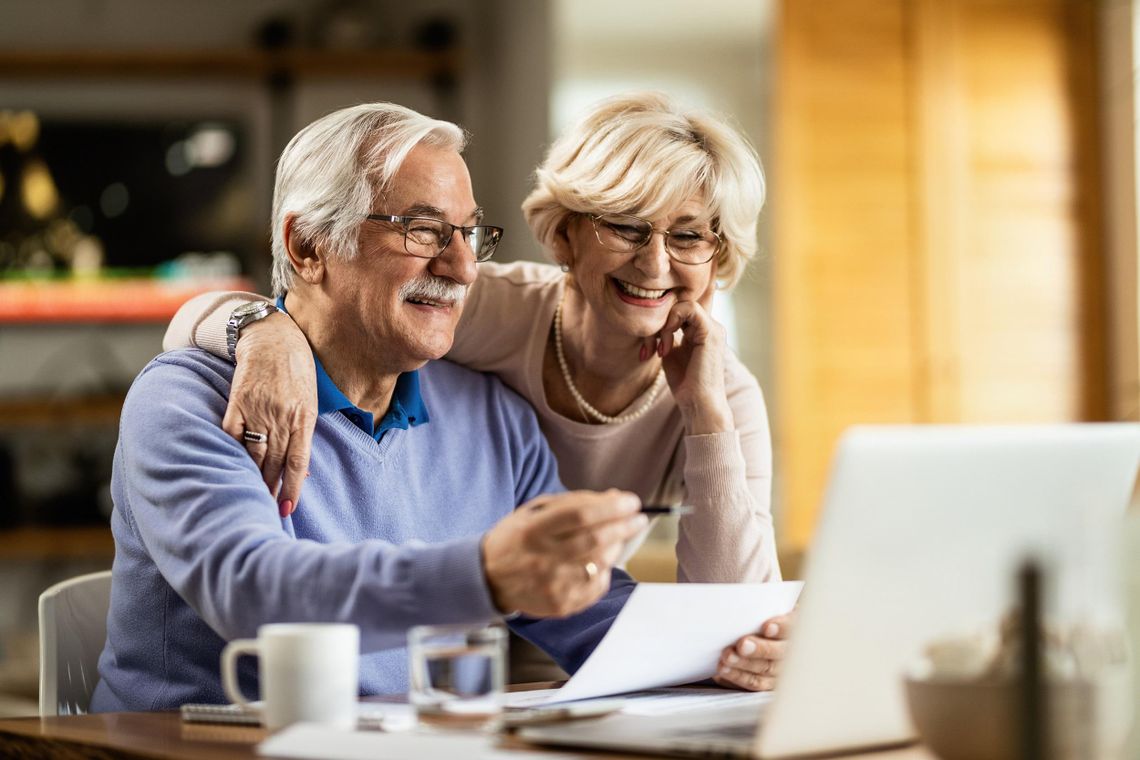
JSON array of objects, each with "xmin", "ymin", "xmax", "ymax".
[{"xmin": 522, "ymin": 92, "xmax": 765, "ymax": 288}]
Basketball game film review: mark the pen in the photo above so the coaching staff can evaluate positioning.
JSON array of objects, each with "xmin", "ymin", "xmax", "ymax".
[
  {"xmin": 526, "ymin": 502, "xmax": 693, "ymax": 515},
  {"xmin": 640, "ymin": 505, "xmax": 694, "ymax": 516}
]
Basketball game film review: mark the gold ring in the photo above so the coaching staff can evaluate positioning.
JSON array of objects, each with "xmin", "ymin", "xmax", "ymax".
[{"xmin": 583, "ymin": 561, "xmax": 599, "ymax": 582}]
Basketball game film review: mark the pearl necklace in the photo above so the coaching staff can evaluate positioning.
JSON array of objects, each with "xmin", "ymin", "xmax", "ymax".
[{"xmin": 553, "ymin": 298, "xmax": 665, "ymax": 425}]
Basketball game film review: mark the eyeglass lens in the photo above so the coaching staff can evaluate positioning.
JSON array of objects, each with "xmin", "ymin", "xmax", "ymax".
[
  {"xmin": 592, "ymin": 214, "xmax": 717, "ymax": 264},
  {"xmin": 403, "ymin": 218, "xmax": 501, "ymax": 261}
]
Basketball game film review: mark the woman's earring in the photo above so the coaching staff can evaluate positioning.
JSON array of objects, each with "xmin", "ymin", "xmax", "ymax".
[{"xmin": 560, "ymin": 263, "xmax": 570, "ymax": 273}]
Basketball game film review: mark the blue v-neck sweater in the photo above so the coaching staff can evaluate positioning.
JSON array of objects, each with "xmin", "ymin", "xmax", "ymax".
[{"xmin": 91, "ymin": 350, "xmax": 634, "ymax": 712}]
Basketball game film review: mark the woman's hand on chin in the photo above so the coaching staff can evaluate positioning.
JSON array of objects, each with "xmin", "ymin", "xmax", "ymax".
[
  {"xmin": 220, "ymin": 313, "xmax": 318, "ymax": 516},
  {"xmin": 645, "ymin": 280, "xmax": 734, "ymax": 435}
]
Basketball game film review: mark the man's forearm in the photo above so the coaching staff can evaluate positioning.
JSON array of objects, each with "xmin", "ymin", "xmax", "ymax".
[{"xmin": 170, "ymin": 530, "xmax": 504, "ymax": 649}]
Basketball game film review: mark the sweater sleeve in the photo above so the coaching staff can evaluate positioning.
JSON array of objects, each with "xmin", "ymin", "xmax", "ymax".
[
  {"xmin": 117, "ymin": 355, "xmax": 504, "ymax": 652},
  {"xmin": 674, "ymin": 355, "xmax": 781, "ymax": 584},
  {"xmin": 162, "ymin": 291, "xmax": 272, "ymax": 358}
]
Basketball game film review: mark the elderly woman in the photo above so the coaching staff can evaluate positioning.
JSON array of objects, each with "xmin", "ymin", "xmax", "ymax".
[{"xmin": 164, "ymin": 92, "xmax": 786, "ymax": 690}]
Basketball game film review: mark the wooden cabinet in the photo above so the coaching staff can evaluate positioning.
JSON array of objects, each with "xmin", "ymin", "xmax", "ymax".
[
  {"xmin": 0, "ymin": 395, "xmax": 122, "ymax": 560},
  {"xmin": 773, "ymin": 0, "xmax": 1105, "ymax": 553}
]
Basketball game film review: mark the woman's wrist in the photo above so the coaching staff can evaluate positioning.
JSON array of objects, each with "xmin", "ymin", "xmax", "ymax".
[
  {"xmin": 680, "ymin": 399, "xmax": 734, "ymax": 435},
  {"xmin": 234, "ymin": 311, "xmax": 305, "ymax": 359}
]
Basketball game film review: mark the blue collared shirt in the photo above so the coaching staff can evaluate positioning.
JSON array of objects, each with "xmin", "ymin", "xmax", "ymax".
[{"xmin": 277, "ymin": 296, "xmax": 429, "ymax": 442}]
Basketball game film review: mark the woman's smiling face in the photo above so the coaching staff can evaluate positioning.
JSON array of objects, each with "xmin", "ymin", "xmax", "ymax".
[{"xmin": 563, "ymin": 196, "xmax": 717, "ymax": 338}]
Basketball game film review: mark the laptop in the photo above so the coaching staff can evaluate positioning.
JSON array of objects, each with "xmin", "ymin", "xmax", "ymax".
[{"xmin": 520, "ymin": 424, "xmax": 1140, "ymax": 758}]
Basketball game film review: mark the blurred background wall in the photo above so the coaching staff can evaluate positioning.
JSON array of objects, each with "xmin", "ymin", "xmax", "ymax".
[{"xmin": 0, "ymin": 0, "xmax": 1135, "ymax": 716}]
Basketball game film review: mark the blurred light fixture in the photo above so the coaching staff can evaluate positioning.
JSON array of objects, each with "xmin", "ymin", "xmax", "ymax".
[
  {"xmin": 165, "ymin": 141, "xmax": 191, "ymax": 176},
  {"xmin": 71, "ymin": 235, "xmax": 105, "ymax": 276},
  {"xmin": 21, "ymin": 159, "xmax": 59, "ymax": 219},
  {"xmin": 186, "ymin": 125, "xmax": 236, "ymax": 168},
  {"xmin": 6, "ymin": 110, "xmax": 40, "ymax": 152},
  {"xmin": 99, "ymin": 182, "xmax": 129, "ymax": 219},
  {"xmin": 166, "ymin": 125, "xmax": 236, "ymax": 176},
  {"xmin": 24, "ymin": 245, "xmax": 53, "ymax": 273},
  {"xmin": 45, "ymin": 218, "xmax": 82, "ymax": 260}
]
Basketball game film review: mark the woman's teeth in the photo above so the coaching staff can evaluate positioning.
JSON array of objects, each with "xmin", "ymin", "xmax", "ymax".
[{"xmin": 615, "ymin": 280, "xmax": 668, "ymax": 299}]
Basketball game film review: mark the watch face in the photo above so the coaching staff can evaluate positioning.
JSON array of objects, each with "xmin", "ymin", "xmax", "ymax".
[{"xmin": 234, "ymin": 302, "xmax": 271, "ymax": 319}]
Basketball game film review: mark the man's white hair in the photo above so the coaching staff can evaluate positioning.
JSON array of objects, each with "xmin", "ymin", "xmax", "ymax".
[{"xmin": 270, "ymin": 102, "xmax": 468, "ymax": 296}]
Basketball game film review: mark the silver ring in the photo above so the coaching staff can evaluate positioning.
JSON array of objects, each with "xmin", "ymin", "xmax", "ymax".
[
  {"xmin": 583, "ymin": 561, "xmax": 599, "ymax": 582},
  {"xmin": 242, "ymin": 430, "xmax": 268, "ymax": 444}
]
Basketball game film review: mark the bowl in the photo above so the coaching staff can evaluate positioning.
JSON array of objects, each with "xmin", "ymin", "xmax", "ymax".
[{"xmin": 904, "ymin": 673, "xmax": 1130, "ymax": 760}]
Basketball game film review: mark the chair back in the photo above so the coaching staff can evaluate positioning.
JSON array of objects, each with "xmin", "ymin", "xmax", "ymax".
[{"xmin": 38, "ymin": 570, "xmax": 112, "ymax": 716}]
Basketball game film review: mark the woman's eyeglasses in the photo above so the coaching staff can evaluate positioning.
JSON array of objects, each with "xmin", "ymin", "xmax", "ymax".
[{"xmin": 589, "ymin": 213, "xmax": 721, "ymax": 265}]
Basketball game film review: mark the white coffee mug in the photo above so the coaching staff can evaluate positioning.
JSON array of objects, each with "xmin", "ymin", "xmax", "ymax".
[{"xmin": 221, "ymin": 623, "xmax": 359, "ymax": 731}]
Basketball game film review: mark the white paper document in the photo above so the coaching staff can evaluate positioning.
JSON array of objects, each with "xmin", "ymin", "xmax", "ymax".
[
  {"xmin": 532, "ymin": 581, "xmax": 803, "ymax": 704},
  {"xmin": 506, "ymin": 686, "xmax": 774, "ymax": 716},
  {"xmin": 613, "ymin": 687, "xmax": 775, "ymax": 716}
]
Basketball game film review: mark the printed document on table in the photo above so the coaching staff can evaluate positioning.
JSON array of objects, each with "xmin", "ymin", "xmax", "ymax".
[
  {"xmin": 527, "ymin": 581, "xmax": 803, "ymax": 705},
  {"xmin": 505, "ymin": 686, "xmax": 775, "ymax": 716}
]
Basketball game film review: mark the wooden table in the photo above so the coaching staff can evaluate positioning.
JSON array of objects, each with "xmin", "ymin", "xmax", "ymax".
[
  {"xmin": 0, "ymin": 710, "xmax": 935, "ymax": 760},
  {"xmin": 0, "ymin": 711, "xmax": 264, "ymax": 760}
]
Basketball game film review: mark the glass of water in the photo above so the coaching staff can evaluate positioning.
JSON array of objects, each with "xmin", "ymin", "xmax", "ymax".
[{"xmin": 407, "ymin": 623, "xmax": 507, "ymax": 730}]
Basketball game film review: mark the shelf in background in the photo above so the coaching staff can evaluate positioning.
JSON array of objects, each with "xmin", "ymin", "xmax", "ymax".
[
  {"xmin": 0, "ymin": 48, "xmax": 459, "ymax": 80},
  {"xmin": 0, "ymin": 394, "xmax": 124, "ymax": 427},
  {"xmin": 0, "ymin": 527, "xmax": 113, "ymax": 561},
  {"xmin": 0, "ymin": 276, "xmax": 254, "ymax": 323}
]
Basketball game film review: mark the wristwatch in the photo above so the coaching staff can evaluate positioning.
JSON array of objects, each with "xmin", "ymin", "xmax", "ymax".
[{"xmin": 225, "ymin": 301, "xmax": 280, "ymax": 361}]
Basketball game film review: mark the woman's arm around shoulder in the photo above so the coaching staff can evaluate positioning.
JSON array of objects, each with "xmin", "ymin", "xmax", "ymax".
[
  {"xmin": 163, "ymin": 291, "xmax": 273, "ymax": 356},
  {"xmin": 164, "ymin": 289, "xmax": 316, "ymax": 516}
]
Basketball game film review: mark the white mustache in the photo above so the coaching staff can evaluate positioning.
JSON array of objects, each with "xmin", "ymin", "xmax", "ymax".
[{"xmin": 398, "ymin": 275, "xmax": 468, "ymax": 305}]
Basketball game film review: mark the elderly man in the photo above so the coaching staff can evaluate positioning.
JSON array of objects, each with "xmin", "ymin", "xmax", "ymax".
[{"xmin": 90, "ymin": 103, "xmax": 646, "ymax": 711}]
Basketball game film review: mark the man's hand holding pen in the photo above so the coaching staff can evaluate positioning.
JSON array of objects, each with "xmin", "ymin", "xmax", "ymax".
[{"xmin": 482, "ymin": 490, "xmax": 648, "ymax": 618}]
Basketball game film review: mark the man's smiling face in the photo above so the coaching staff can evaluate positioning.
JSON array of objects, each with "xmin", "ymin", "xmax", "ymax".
[{"xmin": 322, "ymin": 143, "xmax": 481, "ymax": 372}]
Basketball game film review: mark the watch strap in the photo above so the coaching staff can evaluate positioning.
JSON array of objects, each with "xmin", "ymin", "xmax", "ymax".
[{"xmin": 225, "ymin": 302, "xmax": 280, "ymax": 362}]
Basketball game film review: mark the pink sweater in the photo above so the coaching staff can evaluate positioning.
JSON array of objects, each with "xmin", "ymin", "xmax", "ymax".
[{"xmin": 164, "ymin": 261, "xmax": 780, "ymax": 583}]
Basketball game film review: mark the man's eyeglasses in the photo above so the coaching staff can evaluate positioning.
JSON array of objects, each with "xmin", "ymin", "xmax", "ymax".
[
  {"xmin": 588, "ymin": 213, "xmax": 721, "ymax": 266},
  {"xmin": 366, "ymin": 214, "xmax": 503, "ymax": 262}
]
